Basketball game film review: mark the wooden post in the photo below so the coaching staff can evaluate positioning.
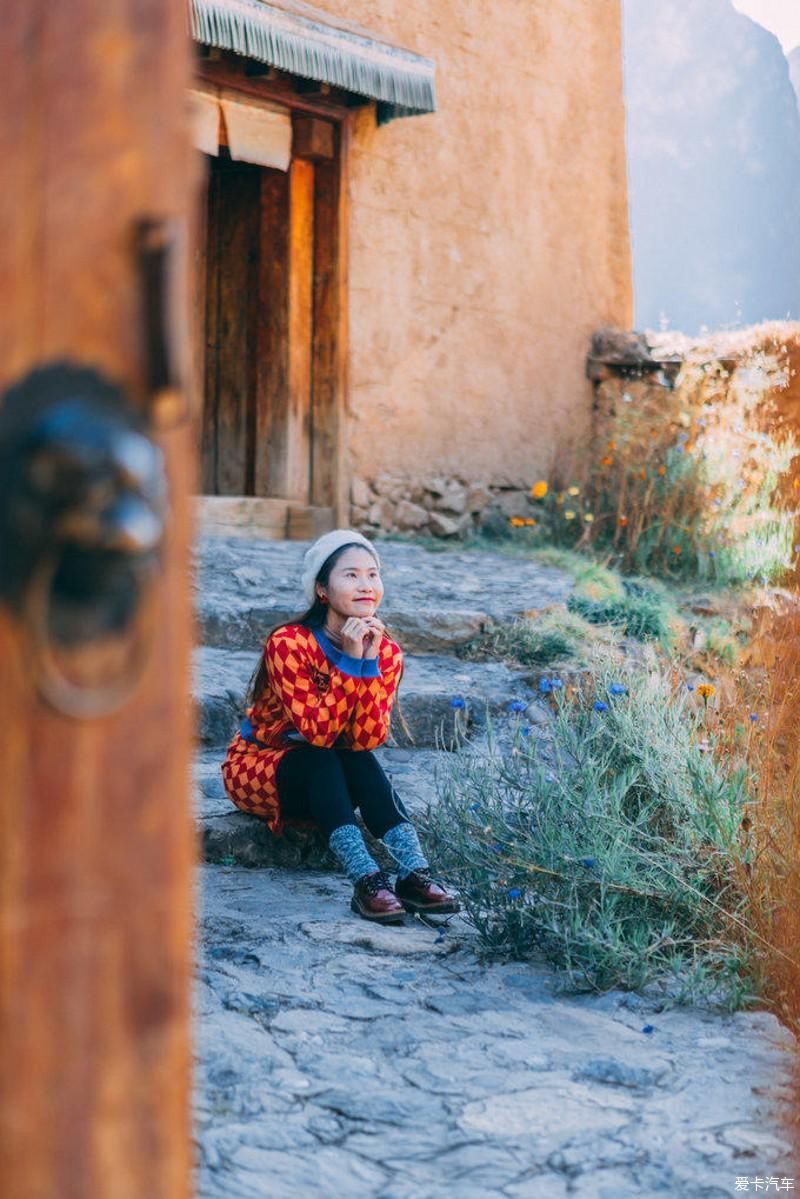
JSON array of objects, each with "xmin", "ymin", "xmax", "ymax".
[
  {"xmin": 0, "ymin": 4, "xmax": 196, "ymax": 1198},
  {"xmin": 255, "ymin": 157, "xmax": 315, "ymax": 503},
  {"xmin": 287, "ymin": 157, "xmax": 315, "ymax": 502}
]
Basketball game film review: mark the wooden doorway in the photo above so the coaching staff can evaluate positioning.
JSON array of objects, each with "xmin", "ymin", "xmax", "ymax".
[
  {"xmin": 203, "ymin": 151, "xmax": 262, "ymax": 495},
  {"xmin": 199, "ymin": 110, "xmax": 345, "ymax": 527}
]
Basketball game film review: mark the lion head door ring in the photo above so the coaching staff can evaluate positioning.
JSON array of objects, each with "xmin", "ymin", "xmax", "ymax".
[{"xmin": 0, "ymin": 362, "xmax": 168, "ymax": 719}]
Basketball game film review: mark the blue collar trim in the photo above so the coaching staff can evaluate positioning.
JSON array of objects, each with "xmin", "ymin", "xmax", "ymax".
[{"xmin": 312, "ymin": 626, "xmax": 382, "ymax": 678}]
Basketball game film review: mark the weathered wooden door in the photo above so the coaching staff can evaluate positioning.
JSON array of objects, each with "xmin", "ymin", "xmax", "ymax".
[
  {"xmin": 203, "ymin": 152, "xmax": 263, "ymax": 495},
  {"xmin": 0, "ymin": 4, "xmax": 196, "ymax": 1198},
  {"xmin": 197, "ymin": 95, "xmax": 346, "ymax": 527},
  {"xmin": 201, "ymin": 148, "xmax": 318, "ymax": 503}
]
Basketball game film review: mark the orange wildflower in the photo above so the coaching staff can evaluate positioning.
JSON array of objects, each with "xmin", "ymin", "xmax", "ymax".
[
  {"xmin": 601, "ymin": 456, "xmax": 614, "ymax": 467},
  {"xmin": 618, "ymin": 515, "xmax": 629, "ymax": 527},
  {"xmin": 658, "ymin": 466, "xmax": 667, "ymax": 476},
  {"xmin": 530, "ymin": 481, "xmax": 548, "ymax": 499}
]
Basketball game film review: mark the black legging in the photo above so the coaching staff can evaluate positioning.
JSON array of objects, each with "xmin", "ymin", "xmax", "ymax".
[{"xmin": 276, "ymin": 743, "xmax": 411, "ymax": 840}]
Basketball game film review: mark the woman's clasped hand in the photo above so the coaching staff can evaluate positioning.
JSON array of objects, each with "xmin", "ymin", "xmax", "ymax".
[{"xmin": 340, "ymin": 615, "xmax": 386, "ymax": 659}]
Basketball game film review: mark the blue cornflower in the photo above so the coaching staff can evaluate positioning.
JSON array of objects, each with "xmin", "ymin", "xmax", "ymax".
[
  {"xmin": 581, "ymin": 857, "xmax": 596, "ymax": 868},
  {"xmin": 508, "ymin": 887, "xmax": 522, "ymax": 899},
  {"xmin": 521, "ymin": 726, "xmax": 532, "ymax": 737},
  {"xmin": 749, "ymin": 713, "xmax": 759, "ymax": 723},
  {"xmin": 709, "ymin": 551, "xmax": 716, "ymax": 558},
  {"xmin": 608, "ymin": 683, "xmax": 627, "ymax": 697},
  {"xmin": 641, "ymin": 1024, "xmax": 655, "ymax": 1035},
  {"xmin": 593, "ymin": 701, "xmax": 609, "ymax": 713},
  {"xmin": 507, "ymin": 700, "xmax": 527, "ymax": 712},
  {"xmin": 686, "ymin": 682, "xmax": 695, "ymax": 691},
  {"xmin": 675, "ymin": 444, "xmax": 685, "ymax": 453},
  {"xmin": 539, "ymin": 678, "xmax": 553, "ymax": 694},
  {"xmin": 450, "ymin": 696, "xmax": 466, "ymax": 709},
  {"xmin": 550, "ymin": 678, "xmax": 564, "ymax": 690}
]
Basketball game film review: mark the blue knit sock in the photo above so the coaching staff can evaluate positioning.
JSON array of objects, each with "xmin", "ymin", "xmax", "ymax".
[
  {"xmin": 382, "ymin": 821, "xmax": 430, "ymax": 881},
  {"xmin": 328, "ymin": 823, "xmax": 381, "ymax": 884}
]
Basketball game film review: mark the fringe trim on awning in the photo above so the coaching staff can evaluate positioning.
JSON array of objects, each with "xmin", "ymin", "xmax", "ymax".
[{"xmin": 189, "ymin": 0, "xmax": 436, "ymax": 118}]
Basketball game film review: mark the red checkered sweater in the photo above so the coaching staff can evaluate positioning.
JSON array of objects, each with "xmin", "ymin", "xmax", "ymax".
[{"xmin": 221, "ymin": 623, "xmax": 404, "ymax": 836}]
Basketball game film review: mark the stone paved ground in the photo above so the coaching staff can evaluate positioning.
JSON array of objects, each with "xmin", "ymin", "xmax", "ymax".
[
  {"xmin": 193, "ymin": 535, "xmax": 799, "ymax": 1197},
  {"xmin": 194, "ymin": 866, "xmax": 796, "ymax": 1198}
]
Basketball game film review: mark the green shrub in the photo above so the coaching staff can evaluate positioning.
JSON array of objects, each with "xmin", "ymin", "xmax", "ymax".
[
  {"xmin": 423, "ymin": 660, "xmax": 756, "ymax": 1004},
  {"xmin": 703, "ymin": 619, "xmax": 740, "ymax": 666},
  {"xmin": 567, "ymin": 579, "xmax": 675, "ymax": 648},
  {"xmin": 456, "ymin": 617, "xmax": 576, "ymax": 667}
]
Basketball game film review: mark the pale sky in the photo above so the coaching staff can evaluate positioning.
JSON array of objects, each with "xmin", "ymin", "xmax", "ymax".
[{"xmin": 731, "ymin": 0, "xmax": 800, "ymax": 52}]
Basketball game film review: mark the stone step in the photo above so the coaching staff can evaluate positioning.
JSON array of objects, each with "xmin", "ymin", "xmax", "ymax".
[
  {"xmin": 195, "ymin": 646, "xmax": 541, "ymax": 750},
  {"xmin": 194, "ymin": 708, "xmax": 557, "ymax": 869},
  {"xmin": 194, "ymin": 534, "xmax": 574, "ymax": 654},
  {"xmin": 195, "ymin": 743, "xmax": 451, "ymax": 869},
  {"xmin": 197, "ymin": 496, "xmax": 335, "ymax": 541}
]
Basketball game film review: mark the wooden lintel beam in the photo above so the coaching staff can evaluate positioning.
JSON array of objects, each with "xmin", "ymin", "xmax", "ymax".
[{"xmin": 195, "ymin": 60, "xmax": 351, "ymax": 120}]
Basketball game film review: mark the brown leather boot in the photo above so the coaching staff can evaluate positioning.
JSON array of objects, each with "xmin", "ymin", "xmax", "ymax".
[
  {"xmin": 394, "ymin": 870, "xmax": 461, "ymax": 915},
  {"xmin": 350, "ymin": 870, "xmax": 406, "ymax": 924}
]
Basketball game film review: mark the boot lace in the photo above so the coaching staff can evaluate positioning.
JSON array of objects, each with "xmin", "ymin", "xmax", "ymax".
[{"xmin": 359, "ymin": 869, "xmax": 393, "ymax": 897}]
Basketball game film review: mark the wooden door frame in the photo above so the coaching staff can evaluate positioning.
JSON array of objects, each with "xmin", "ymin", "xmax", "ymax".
[
  {"xmin": 195, "ymin": 54, "xmax": 351, "ymax": 527},
  {"xmin": 0, "ymin": 4, "xmax": 196, "ymax": 1196}
]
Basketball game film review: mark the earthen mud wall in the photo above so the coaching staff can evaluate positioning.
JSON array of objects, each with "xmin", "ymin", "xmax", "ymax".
[{"xmin": 309, "ymin": 0, "xmax": 633, "ymax": 508}]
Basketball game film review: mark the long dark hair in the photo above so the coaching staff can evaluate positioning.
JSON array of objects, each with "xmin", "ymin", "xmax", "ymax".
[{"xmin": 245, "ymin": 541, "xmax": 412, "ymax": 742}]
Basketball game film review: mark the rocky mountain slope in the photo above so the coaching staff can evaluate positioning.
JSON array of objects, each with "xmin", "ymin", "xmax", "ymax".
[
  {"xmin": 623, "ymin": 0, "xmax": 800, "ymax": 332},
  {"xmin": 789, "ymin": 44, "xmax": 800, "ymax": 108}
]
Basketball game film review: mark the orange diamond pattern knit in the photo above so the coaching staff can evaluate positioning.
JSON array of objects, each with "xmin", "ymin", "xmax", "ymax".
[{"xmin": 221, "ymin": 624, "xmax": 404, "ymax": 837}]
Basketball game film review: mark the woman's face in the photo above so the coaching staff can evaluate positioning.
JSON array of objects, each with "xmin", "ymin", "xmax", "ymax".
[{"xmin": 318, "ymin": 547, "xmax": 383, "ymax": 617}]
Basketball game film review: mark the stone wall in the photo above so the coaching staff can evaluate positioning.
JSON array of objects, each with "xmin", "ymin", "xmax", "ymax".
[
  {"xmin": 349, "ymin": 471, "xmax": 542, "ymax": 540},
  {"xmin": 348, "ymin": 321, "xmax": 800, "ymax": 541},
  {"xmin": 587, "ymin": 323, "xmax": 800, "ymax": 457}
]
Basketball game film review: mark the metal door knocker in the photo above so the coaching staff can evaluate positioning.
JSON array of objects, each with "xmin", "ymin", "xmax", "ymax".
[{"xmin": 0, "ymin": 361, "xmax": 168, "ymax": 718}]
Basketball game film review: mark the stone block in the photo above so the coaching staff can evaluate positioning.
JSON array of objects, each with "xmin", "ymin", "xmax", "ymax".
[
  {"xmin": 493, "ymin": 489, "xmax": 535, "ymax": 518},
  {"xmin": 422, "ymin": 475, "xmax": 449, "ymax": 497},
  {"xmin": 367, "ymin": 497, "xmax": 395, "ymax": 527},
  {"xmin": 394, "ymin": 499, "xmax": 429, "ymax": 530},
  {"xmin": 436, "ymin": 483, "xmax": 467, "ymax": 514},
  {"xmin": 477, "ymin": 507, "xmax": 510, "ymax": 539},
  {"xmin": 465, "ymin": 482, "xmax": 492, "ymax": 513},
  {"xmin": 350, "ymin": 476, "xmax": 372, "ymax": 508},
  {"xmin": 428, "ymin": 511, "xmax": 460, "ymax": 538},
  {"xmin": 373, "ymin": 472, "xmax": 407, "ymax": 502}
]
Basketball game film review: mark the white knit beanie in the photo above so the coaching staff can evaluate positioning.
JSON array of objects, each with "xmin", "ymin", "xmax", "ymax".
[{"xmin": 301, "ymin": 528, "xmax": 382, "ymax": 607}]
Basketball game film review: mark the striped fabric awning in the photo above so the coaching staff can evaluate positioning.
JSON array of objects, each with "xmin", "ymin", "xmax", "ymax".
[{"xmin": 188, "ymin": 0, "xmax": 436, "ymax": 123}]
